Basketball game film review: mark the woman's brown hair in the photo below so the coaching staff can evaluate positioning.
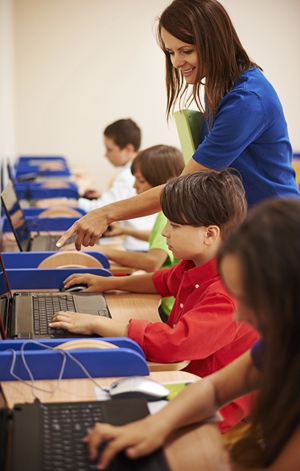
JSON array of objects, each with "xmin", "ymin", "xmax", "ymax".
[
  {"xmin": 217, "ymin": 198, "xmax": 300, "ymax": 467},
  {"xmin": 131, "ymin": 145, "xmax": 184, "ymax": 187},
  {"xmin": 157, "ymin": 0, "xmax": 259, "ymax": 122}
]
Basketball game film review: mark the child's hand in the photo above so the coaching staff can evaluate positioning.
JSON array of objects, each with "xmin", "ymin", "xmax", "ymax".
[
  {"xmin": 83, "ymin": 416, "xmax": 166, "ymax": 469},
  {"xmin": 62, "ymin": 274, "xmax": 110, "ymax": 292},
  {"xmin": 49, "ymin": 311, "xmax": 97, "ymax": 335},
  {"xmin": 82, "ymin": 188, "xmax": 101, "ymax": 199},
  {"xmin": 103, "ymin": 222, "xmax": 124, "ymax": 237}
]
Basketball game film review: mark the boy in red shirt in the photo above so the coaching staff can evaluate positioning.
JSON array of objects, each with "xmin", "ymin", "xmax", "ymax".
[{"xmin": 50, "ymin": 170, "xmax": 258, "ymax": 432}]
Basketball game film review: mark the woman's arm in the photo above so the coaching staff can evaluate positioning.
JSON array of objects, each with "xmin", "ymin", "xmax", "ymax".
[
  {"xmin": 56, "ymin": 159, "xmax": 211, "ymax": 251},
  {"xmin": 56, "ymin": 185, "xmax": 163, "ymax": 250}
]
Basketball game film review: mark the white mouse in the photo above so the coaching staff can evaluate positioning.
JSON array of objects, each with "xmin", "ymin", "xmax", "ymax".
[{"xmin": 109, "ymin": 376, "xmax": 169, "ymax": 401}]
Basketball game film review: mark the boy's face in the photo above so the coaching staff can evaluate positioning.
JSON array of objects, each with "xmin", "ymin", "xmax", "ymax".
[
  {"xmin": 133, "ymin": 168, "xmax": 153, "ymax": 194},
  {"xmin": 161, "ymin": 219, "xmax": 212, "ymax": 265},
  {"xmin": 103, "ymin": 136, "xmax": 132, "ymax": 167}
]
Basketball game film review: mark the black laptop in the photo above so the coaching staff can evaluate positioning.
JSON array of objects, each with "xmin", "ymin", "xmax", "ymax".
[
  {"xmin": 0, "ymin": 397, "xmax": 170, "ymax": 471},
  {"xmin": 1, "ymin": 179, "xmax": 77, "ymax": 251},
  {"xmin": 0, "ymin": 252, "xmax": 111, "ymax": 339}
]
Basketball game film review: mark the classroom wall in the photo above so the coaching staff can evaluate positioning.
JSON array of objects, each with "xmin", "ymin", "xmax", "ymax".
[
  {"xmin": 0, "ymin": 0, "xmax": 16, "ymax": 161},
  {"xmin": 5, "ymin": 0, "xmax": 300, "ymax": 189}
]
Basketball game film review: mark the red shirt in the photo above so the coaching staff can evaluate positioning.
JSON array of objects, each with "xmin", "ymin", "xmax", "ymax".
[{"xmin": 128, "ymin": 258, "xmax": 258, "ymax": 432}]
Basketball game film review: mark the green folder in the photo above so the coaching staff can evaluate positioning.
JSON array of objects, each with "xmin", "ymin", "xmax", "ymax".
[{"xmin": 174, "ymin": 109, "xmax": 203, "ymax": 164}]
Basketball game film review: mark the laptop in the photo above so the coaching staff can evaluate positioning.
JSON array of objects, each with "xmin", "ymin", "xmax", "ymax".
[
  {"xmin": 0, "ymin": 252, "xmax": 111, "ymax": 339},
  {"xmin": 1, "ymin": 179, "xmax": 76, "ymax": 251},
  {"xmin": 0, "ymin": 397, "xmax": 170, "ymax": 471}
]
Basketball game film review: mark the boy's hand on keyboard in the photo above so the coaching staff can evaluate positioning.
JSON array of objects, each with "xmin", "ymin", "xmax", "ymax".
[
  {"xmin": 49, "ymin": 311, "xmax": 129, "ymax": 337},
  {"xmin": 49, "ymin": 311, "xmax": 97, "ymax": 335}
]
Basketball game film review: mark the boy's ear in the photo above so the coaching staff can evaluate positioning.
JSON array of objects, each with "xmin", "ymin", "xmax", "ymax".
[
  {"xmin": 124, "ymin": 143, "xmax": 135, "ymax": 154},
  {"xmin": 204, "ymin": 225, "xmax": 220, "ymax": 245}
]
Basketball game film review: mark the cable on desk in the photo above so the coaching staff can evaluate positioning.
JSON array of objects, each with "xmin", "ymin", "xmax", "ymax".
[{"xmin": 5, "ymin": 340, "xmax": 108, "ymax": 400}]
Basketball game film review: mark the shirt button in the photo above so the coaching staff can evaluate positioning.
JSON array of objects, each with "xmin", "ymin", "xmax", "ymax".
[
  {"xmin": 173, "ymin": 324, "xmax": 176, "ymax": 328},
  {"xmin": 180, "ymin": 303, "xmax": 184, "ymax": 308},
  {"xmin": 195, "ymin": 284, "xmax": 199, "ymax": 288}
]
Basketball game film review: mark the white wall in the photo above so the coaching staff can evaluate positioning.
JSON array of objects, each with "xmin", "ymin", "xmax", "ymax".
[
  {"xmin": 11, "ymin": 0, "xmax": 300, "ymax": 189},
  {"xmin": 0, "ymin": 0, "xmax": 16, "ymax": 161}
]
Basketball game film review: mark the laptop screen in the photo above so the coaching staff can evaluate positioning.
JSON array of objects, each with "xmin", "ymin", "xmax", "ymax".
[
  {"xmin": 0, "ymin": 252, "xmax": 12, "ymax": 297},
  {"xmin": 1, "ymin": 180, "xmax": 31, "ymax": 251},
  {"xmin": 0, "ymin": 253, "xmax": 12, "ymax": 339}
]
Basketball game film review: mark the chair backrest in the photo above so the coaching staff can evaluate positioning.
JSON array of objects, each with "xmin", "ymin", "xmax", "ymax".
[
  {"xmin": 292, "ymin": 154, "xmax": 300, "ymax": 187},
  {"xmin": 37, "ymin": 251, "xmax": 103, "ymax": 268},
  {"xmin": 37, "ymin": 207, "xmax": 83, "ymax": 218},
  {"xmin": 174, "ymin": 109, "xmax": 203, "ymax": 164},
  {"xmin": 147, "ymin": 359, "xmax": 190, "ymax": 372},
  {"xmin": 40, "ymin": 180, "xmax": 71, "ymax": 189}
]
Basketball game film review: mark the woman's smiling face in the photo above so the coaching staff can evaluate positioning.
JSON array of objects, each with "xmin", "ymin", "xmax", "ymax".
[{"xmin": 161, "ymin": 27, "xmax": 199, "ymax": 84}]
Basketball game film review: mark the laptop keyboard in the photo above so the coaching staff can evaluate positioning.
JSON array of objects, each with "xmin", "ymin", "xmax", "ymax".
[
  {"xmin": 40, "ymin": 401, "xmax": 168, "ymax": 471},
  {"xmin": 41, "ymin": 401, "xmax": 104, "ymax": 471},
  {"xmin": 33, "ymin": 294, "xmax": 76, "ymax": 336}
]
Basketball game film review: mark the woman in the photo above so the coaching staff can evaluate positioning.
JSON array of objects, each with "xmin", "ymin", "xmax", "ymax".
[
  {"xmin": 57, "ymin": 0, "xmax": 299, "ymax": 251},
  {"xmin": 83, "ymin": 197, "xmax": 300, "ymax": 471}
]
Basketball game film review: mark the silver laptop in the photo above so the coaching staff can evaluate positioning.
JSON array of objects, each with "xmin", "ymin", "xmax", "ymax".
[{"xmin": 0, "ymin": 252, "xmax": 111, "ymax": 339}]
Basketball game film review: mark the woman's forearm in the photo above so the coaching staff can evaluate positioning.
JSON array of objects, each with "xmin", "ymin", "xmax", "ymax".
[{"xmin": 102, "ymin": 185, "xmax": 163, "ymax": 223}]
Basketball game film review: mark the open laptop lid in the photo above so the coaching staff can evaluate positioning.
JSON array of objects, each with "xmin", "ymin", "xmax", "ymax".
[
  {"xmin": 0, "ymin": 252, "xmax": 12, "ymax": 339},
  {"xmin": 1, "ymin": 180, "xmax": 31, "ymax": 251}
]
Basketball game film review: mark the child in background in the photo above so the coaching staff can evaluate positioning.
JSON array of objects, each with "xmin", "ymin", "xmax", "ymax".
[
  {"xmin": 50, "ymin": 170, "xmax": 258, "ymax": 433},
  {"xmin": 84, "ymin": 198, "xmax": 300, "ymax": 471},
  {"xmin": 78, "ymin": 118, "xmax": 156, "ymax": 252}
]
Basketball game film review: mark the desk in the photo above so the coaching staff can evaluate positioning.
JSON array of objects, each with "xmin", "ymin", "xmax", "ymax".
[
  {"xmin": 105, "ymin": 291, "xmax": 161, "ymax": 323},
  {"xmin": 0, "ymin": 372, "xmax": 229, "ymax": 471},
  {"xmin": 0, "ymin": 371, "xmax": 194, "ymax": 409}
]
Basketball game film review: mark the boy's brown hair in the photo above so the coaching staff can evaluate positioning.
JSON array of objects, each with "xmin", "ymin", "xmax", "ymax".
[
  {"xmin": 131, "ymin": 145, "xmax": 184, "ymax": 187},
  {"xmin": 104, "ymin": 119, "xmax": 141, "ymax": 151},
  {"xmin": 160, "ymin": 169, "xmax": 247, "ymax": 239}
]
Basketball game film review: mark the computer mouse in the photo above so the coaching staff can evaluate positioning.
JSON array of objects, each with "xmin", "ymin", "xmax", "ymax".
[
  {"xmin": 59, "ymin": 283, "xmax": 88, "ymax": 293},
  {"xmin": 108, "ymin": 376, "xmax": 169, "ymax": 401}
]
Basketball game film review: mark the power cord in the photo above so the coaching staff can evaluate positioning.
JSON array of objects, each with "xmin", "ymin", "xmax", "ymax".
[{"xmin": 6, "ymin": 341, "xmax": 109, "ymax": 400}]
